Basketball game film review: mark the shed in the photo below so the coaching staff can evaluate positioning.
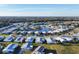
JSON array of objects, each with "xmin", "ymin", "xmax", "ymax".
[{"xmin": 61, "ymin": 36, "xmax": 72, "ymax": 42}]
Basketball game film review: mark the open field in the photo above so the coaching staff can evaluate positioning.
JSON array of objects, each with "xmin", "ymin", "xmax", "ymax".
[{"xmin": 33, "ymin": 43, "xmax": 79, "ymax": 54}]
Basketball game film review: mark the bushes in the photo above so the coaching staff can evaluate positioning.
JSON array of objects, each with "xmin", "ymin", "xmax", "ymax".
[
  {"xmin": 62, "ymin": 43, "xmax": 72, "ymax": 46},
  {"xmin": 71, "ymin": 37, "xmax": 79, "ymax": 44}
]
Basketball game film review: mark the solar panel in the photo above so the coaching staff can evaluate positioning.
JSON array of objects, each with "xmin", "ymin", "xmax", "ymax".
[
  {"xmin": 40, "ymin": 38, "xmax": 43, "ymax": 42},
  {"xmin": 4, "ymin": 36, "xmax": 14, "ymax": 41},
  {"xmin": 28, "ymin": 38, "xmax": 32, "ymax": 42},
  {"xmin": 28, "ymin": 37, "xmax": 34, "ymax": 43},
  {"xmin": 21, "ymin": 43, "xmax": 33, "ymax": 50},
  {"xmin": 8, "ymin": 44, "xmax": 17, "ymax": 50},
  {"xmin": 0, "ymin": 36, "xmax": 4, "ymax": 40},
  {"xmin": 3, "ymin": 44, "xmax": 18, "ymax": 53},
  {"xmin": 16, "ymin": 36, "xmax": 22, "ymax": 41}
]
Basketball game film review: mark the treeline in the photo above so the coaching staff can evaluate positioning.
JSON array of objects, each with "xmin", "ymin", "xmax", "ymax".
[{"xmin": 0, "ymin": 16, "xmax": 79, "ymax": 23}]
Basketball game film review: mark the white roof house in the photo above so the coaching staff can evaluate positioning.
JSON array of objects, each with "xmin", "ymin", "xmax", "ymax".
[
  {"xmin": 34, "ymin": 31, "xmax": 39, "ymax": 34},
  {"xmin": 42, "ymin": 31, "xmax": 46, "ymax": 34},
  {"xmin": 45, "ymin": 37, "xmax": 53, "ymax": 44},
  {"xmin": 35, "ymin": 37, "xmax": 42, "ymax": 43},
  {"xmin": 2, "ymin": 44, "xmax": 19, "ymax": 54},
  {"xmin": 21, "ymin": 43, "xmax": 33, "ymax": 50},
  {"xmin": 15, "ymin": 35, "xmax": 25, "ymax": 42},
  {"xmin": 53, "ymin": 29, "xmax": 60, "ymax": 33},
  {"xmin": 48, "ymin": 31, "xmax": 52, "ymax": 34},
  {"xmin": 73, "ymin": 33, "xmax": 79, "ymax": 37},
  {"xmin": 50, "ymin": 37, "xmax": 57, "ymax": 44},
  {"xmin": 57, "ymin": 28, "xmax": 65, "ymax": 32},
  {"xmin": 61, "ymin": 36, "xmax": 72, "ymax": 42},
  {"xmin": 25, "ymin": 37, "xmax": 34, "ymax": 43},
  {"xmin": 4, "ymin": 35, "xmax": 14, "ymax": 42},
  {"xmin": 53, "ymin": 37, "xmax": 64, "ymax": 42},
  {"xmin": 27, "ymin": 31, "xmax": 32, "ymax": 34}
]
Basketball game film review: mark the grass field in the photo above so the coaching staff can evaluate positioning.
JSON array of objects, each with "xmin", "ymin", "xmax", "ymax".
[
  {"xmin": 33, "ymin": 43, "xmax": 79, "ymax": 54},
  {"xmin": 0, "ymin": 34, "xmax": 9, "ymax": 37}
]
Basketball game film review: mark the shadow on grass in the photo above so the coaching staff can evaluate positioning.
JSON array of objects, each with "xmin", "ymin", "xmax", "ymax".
[{"xmin": 44, "ymin": 49, "xmax": 57, "ymax": 54}]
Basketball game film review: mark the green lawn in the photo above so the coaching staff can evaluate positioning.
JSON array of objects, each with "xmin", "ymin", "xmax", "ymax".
[
  {"xmin": 0, "ymin": 34, "xmax": 9, "ymax": 37},
  {"xmin": 33, "ymin": 43, "xmax": 79, "ymax": 54}
]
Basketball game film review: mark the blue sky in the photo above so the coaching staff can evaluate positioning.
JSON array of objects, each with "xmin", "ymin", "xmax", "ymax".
[{"xmin": 0, "ymin": 4, "xmax": 79, "ymax": 16}]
